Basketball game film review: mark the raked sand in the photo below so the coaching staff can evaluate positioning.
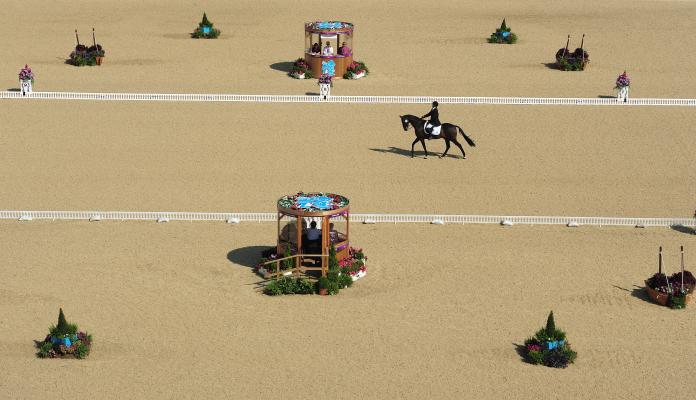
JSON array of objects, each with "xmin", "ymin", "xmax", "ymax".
[{"xmin": 1, "ymin": 0, "xmax": 696, "ymax": 399}]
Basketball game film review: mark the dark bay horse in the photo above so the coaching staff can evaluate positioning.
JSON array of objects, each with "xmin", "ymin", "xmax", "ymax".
[{"xmin": 399, "ymin": 114, "xmax": 476, "ymax": 159}]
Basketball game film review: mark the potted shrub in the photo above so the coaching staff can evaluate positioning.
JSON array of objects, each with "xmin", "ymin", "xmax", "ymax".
[
  {"xmin": 522, "ymin": 311, "xmax": 577, "ymax": 368},
  {"xmin": 317, "ymin": 277, "xmax": 330, "ymax": 296},
  {"xmin": 68, "ymin": 29, "xmax": 105, "ymax": 67},
  {"xmin": 36, "ymin": 308, "xmax": 92, "ymax": 359},
  {"xmin": 645, "ymin": 247, "xmax": 694, "ymax": 309},
  {"xmin": 18, "ymin": 64, "xmax": 34, "ymax": 95},
  {"xmin": 488, "ymin": 19, "xmax": 517, "ymax": 44},
  {"xmin": 555, "ymin": 35, "xmax": 589, "ymax": 71},
  {"xmin": 191, "ymin": 13, "xmax": 221, "ymax": 39},
  {"xmin": 343, "ymin": 61, "xmax": 369, "ymax": 79}
]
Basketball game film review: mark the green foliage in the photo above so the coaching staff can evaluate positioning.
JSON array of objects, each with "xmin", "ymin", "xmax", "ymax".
[
  {"xmin": 527, "ymin": 350, "xmax": 544, "ymax": 364},
  {"xmin": 191, "ymin": 13, "xmax": 221, "ymax": 39},
  {"xmin": 338, "ymin": 273, "xmax": 353, "ymax": 288},
  {"xmin": 557, "ymin": 57, "xmax": 586, "ymax": 71},
  {"xmin": 281, "ymin": 245, "xmax": 294, "ymax": 271},
  {"xmin": 326, "ymin": 280, "xmax": 340, "ymax": 295},
  {"xmin": 488, "ymin": 19, "xmax": 517, "ymax": 44},
  {"xmin": 74, "ymin": 340, "xmax": 90, "ymax": 359},
  {"xmin": 52, "ymin": 309, "xmax": 77, "ymax": 336},
  {"xmin": 200, "ymin": 13, "xmax": 212, "ymax": 28},
  {"xmin": 264, "ymin": 277, "xmax": 315, "ymax": 296},
  {"xmin": 545, "ymin": 311, "xmax": 556, "ymax": 337},
  {"xmin": 36, "ymin": 341, "xmax": 53, "ymax": 358},
  {"xmin": 669, "ymin": 294, "xmax": 687, "ymax": 309},
  {"xmin": 317, "ymin": 277, "xmax": 330, "ymax": 290},
  {"xmin": 543, "ymin": 347, "xmax": 574, "ymax": 368}
]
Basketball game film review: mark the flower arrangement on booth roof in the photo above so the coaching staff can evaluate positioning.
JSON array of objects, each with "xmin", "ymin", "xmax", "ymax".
[
  {"xmin": 289, "ymin": 58, "xmax": 314, "ymax": 79},
  {"xmin": 19, "ymin": 64, "xmax": 34, "ymax": 82},
  {"xmin": 191, "ymin": 13, "xmax": 220, "ymax": 39},
  {"xmin": 522, "ymin": 311, "xmax": 577, "ymax": 368},
  {"xmin": 318, "ymin": 74, "xmax": 333, "ymax": 87},
  {"xmin": 36, "ymin": 308, "xmax": 92, "ymax": 359},
  {"xmin": 615, "ymin": 71, "xmax": 630, "ymax": 89},
  {"xmin": 488, "ymin": 19, "xmax": 517, "ymax": 44},
  {"xmin": 277, "ymin": 192, "xmax": 349, "ymax": 212},
  {"xmin": 343, "ymin": 61, "xmax": 369, "ymax": 79}
]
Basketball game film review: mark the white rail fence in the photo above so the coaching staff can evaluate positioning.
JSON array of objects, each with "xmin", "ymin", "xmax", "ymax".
[
  {"xmin": 1, "ymin": 210, "xmax": 694, "ymax": 228},
  {"xmin": 2, "ymin": 91, "xmax": 695, "ymax": 106}
]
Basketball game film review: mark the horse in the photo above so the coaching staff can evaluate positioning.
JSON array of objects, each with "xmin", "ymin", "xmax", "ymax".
[{"xmin": 399, "ymin": 114, "xmax": 476, "ymax": 159}]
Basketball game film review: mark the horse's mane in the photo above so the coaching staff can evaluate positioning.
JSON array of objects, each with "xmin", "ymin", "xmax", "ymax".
[{"xmin": 403, "ymin": 114, "xmax": 424, "ymax": 125}]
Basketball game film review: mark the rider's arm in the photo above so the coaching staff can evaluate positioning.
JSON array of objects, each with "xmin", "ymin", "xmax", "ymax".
[{"xmin": 421, "ymin": 110, "xmax": 433, "ymax": 119}]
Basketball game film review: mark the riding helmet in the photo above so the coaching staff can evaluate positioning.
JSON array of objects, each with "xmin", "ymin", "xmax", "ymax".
[{"xmin": 432, "ymin": 101, "xmax": 439, "ymax": 107}]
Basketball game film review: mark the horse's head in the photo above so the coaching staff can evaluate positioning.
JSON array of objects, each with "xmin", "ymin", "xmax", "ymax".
[{"xmin": 399, "ymin": 115, "xmax": 410, "ymax": 132}]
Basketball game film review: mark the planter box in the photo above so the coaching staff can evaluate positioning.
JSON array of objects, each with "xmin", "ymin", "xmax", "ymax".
[
  {"xmin": 349, "ymin": 71, "xmax": 365, "ymax": 79},
  {"xmin": 20, "ymin": 79, "xmax": 32, "ymax": 95},
  {"xmin": 291, "ymin": 72, "xmax": 305, "ymax": 79},
  {"xmin": 351, "ymin": 269, "xmax": 366, "ymax": 282},
  {"xmin": 645, "ymin": 283, "xmax": 693, "ymax": 307}
]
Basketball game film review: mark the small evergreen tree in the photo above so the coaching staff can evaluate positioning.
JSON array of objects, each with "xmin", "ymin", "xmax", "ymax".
[
  {"xmin": 500, "ymin": 18, "xmax": 507, "ymax": 31},
  {"xmin": 281, "ymin": 244, "xmax": 293, "ymax": 270},
  {"xmin": 327, "ymin": 244, "xmax": 339, "ymax": 281},
  {"xmin": 545, "ymin": 311, "xmax": 556, "ymax": 337},
  {"xmin": 57, "ymin": 308, "xmax": 69, "ymax": 335},
  {"xmin": 200, "ymin": 13, "xmax": 212, "ymax": 28}
]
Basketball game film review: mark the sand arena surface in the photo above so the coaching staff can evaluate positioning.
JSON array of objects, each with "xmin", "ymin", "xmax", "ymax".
[
  {"xmin": 1, "ymin": 0, "xmax": 696, "ymax": 398},
  {"xmin": 0, "ymin": 222, "xmax": 695, "ymax": 399}
]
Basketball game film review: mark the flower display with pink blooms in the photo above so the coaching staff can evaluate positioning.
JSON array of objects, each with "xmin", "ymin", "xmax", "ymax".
[
  {"xmin": 615, "ymin": 71, "xmax": 630, "ymax": 89},
  {"xmin": 18, "ymin": 64, "xmax": 34, "ymax": 82}
]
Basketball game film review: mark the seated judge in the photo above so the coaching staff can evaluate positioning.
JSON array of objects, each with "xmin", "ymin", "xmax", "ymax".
[
  {"xmin": 311, "ymin": 42, "xmax": 320, "ymax": 54},
  {"xmin": 338, "ymin": 42, "xmax": 351, "ymax": 56},
  {"xmin": 322, "ymin": 41, "xmax": 334, "ymax": 56}
]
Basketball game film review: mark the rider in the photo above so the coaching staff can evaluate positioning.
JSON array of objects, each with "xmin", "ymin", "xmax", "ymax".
[{"xmin": 421, "ymin": 101, "xmax": 441, "ymax": 139}]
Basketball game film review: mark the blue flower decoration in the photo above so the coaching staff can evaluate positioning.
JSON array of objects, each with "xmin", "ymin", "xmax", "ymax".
[
  {"xmin": 296, "ymin": 196, "xmax": 334, "ymax": 210},
  {"xmin": 317, "ymin": 22, "xmax": 343, "ymax": 29},
  {"xmin": 202, "ymin": 26, "xmax": 211, "ymax": 34},
  {"xmin": 322, "ymin": 60, "xmax": 336, "ymax": 76},
  {"xmin": 502, "ymin": 31, "xmax": 510, "ymax": 38}
]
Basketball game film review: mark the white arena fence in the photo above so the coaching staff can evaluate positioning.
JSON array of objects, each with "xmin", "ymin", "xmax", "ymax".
[
  {"xmin": 1, "ymin": 210, "xmax": 694, "ymax": 228},
  {"xmin": 1, "ymin": 91, "xmax": 695, "ymax": 106}
]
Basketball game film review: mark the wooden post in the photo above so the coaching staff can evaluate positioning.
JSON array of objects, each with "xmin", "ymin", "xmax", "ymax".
[
  {"xmin": 681, "ymin": 246, "xmax": 685, "ymax": 291},
  {"xmin": 563, "ymin": 35, "xmax": 570, "ymax": 58},
  {"xmin": 346, "ymin": 212, "xmax": 350, "ymax": 247},
  {"xmin": 92, "ymin": 28, "xmax": 97, "ymax": 47},
  {"xmin": 277, "ymin": 213, "xmax": 281, "ymax": 254},
  {"xmin": 75, "ymin": 29, "xmax": 80, "ymax": 46},
  {"xmin": 580, "ymin": 34, "xmax": 585, "ymax": 64},
  {"xmin": 659, "ymin": 246, "xmax": 663, "ymax": 275},
  {"xmin": 296, "ymin": 216, "xmax": 302, "ymax": 256}
]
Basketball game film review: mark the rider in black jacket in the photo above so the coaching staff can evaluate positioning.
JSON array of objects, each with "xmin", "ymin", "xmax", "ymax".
[{"xmin": 421, "ymin": 101, "xmax": 441, "ymax": 139}]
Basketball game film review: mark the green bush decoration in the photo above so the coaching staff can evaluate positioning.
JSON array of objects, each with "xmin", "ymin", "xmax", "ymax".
[
  {"xmin": 522, "ymin": 311, "xmax": 576, "ymax": 368},
  {"xmin": 281, "ymin": 244, "xmax": 294, "ymax": 271},
  {"xmin": 338, "ymin": 273, "xmax": 353, "ymax": 288},
  {"xmin": 326, "ymin": 280, "xmax": 340, "ymax": 295},
  {"xmin": 669, "ymin": 294, "xmax": 687, "ymax": 309},
  {"xmin": 264, "ymin": 277, "xmax": 316, "ymax": 296},
  {"xmin": 191, "ymin": 12, "xmax": 221, "ymax": 39},
  {"xmin": 488, "ymin": 19, "xmax": 518, "ymax": 44},
  {"xmin": 545, "ymin": 311, "xmax": 556, "ymax": 337},
  {"xmin": 37, "ymin": 310, "xmax": 92, "ymax": 359}
]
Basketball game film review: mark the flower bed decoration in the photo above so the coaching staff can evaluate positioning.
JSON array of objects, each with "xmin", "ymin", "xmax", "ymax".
[
  {"xmin": 289, "ymin": 58, "xmax": 314, "ymax": 79},
  {"xmin": 68, "ymin": 29, "xmax": 105, "ymax": 67},
  {"xmin": 36, "ymin": 308, "xmax": 92, "ymax": 359},
  {"xmin": 555, "ymin": 35, "xmax": 589, "ymax": 71},
  {"xmin": 258, "ymin": 244, "xmax": 366, "ymax": 296},
  {"xmin": 615, "ymin": 71, "xmax": 630, "ymax": 102},
  {"xmin": 19, "ymin": 64, "xmax": 34, "ymax": 83},
  {"xmin": 645, "ymin": 247, "xmax": 694, "ymax": 309},
  {"xmin": 277, "ymin": 192, "xmax": 349, "ymax": 212},
  {"xmin": 488, "ymin": 19, "xmax": 517, "ymax": 44},
  {"xmin": 318, "ymin": 74, "xmax": 334, "ymax": 87},
  {"xmin": 522, "ymin": 311, "xmax": 577, "ymax": 368},
  {"xmin": 343, "ymin": 61, "xmax": 369, "ymax": 79},
  {"xmin": 191, "ymin": 13, "xmax": 220, "ymax": 39}
]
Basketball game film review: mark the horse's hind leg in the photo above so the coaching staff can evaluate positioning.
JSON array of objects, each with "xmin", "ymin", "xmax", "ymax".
[
  {"xmin": 453, "ymin": 139, "xmax": 466, "ymax": 159},
  {"xmin": 420, "ymin": 139, "xmax": 429, "ymax": 158},
  {"xmin": 411, "ymin": 138, "xmax": 419, "ymax": 158},
  {"xmin": 440, "ymin": 139, "xmax": 451, "ymax": 158}
]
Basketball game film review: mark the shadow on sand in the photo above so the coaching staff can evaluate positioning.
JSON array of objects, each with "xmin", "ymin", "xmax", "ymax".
[
  {"xmin": 226, "ymin": 246, "xmax": 272, "ymax": 269},
  {"xmin": 270, "ymin": 61, "xmax": 294, "ymax": 73}
]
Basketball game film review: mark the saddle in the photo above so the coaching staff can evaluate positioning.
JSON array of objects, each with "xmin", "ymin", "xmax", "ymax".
[{"xmin": 424, "ymin": 122, "xmax": 442, "ymax": 137}]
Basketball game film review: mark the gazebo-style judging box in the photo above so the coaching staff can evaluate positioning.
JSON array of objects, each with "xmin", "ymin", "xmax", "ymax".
[{"xmin": 277, "ymin": 192, "xmax": 350, "ymax": 277}]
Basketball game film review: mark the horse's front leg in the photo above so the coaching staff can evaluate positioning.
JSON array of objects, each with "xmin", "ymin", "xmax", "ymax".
[
  {"xmin": 420, "ymin": 139, "xmax": 428, "ymax": 159},
  {"xmin": 411, "ymin": 137, "xmax": 419, "ymax": 158}
]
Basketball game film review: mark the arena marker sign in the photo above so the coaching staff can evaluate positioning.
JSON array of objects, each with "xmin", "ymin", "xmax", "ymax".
[
  {"xmin": 89, "ymin": 214, "xmax": 101, "ymax": 222},
  {"xmin": 226, "ymin": 217, "xmax": 241, "ymax": 224},
  {"xmin": 363, "ymin": 218, "xmax": 377, "ymax": 224},
  {"xmin": 431, "ymin": 219, "xmax": 445, "ymax": 225},
  {"xmin": 501, "ymin": 219, "xmax": 514, "ymax": 226},
  {"xmin": 567, "ymin": 221, "xmax": 580, "ymax": 227},
  {"xmin": 156, "ymin": 217, "xmax": 170, "ymax": 223},
  {"xmin": 18, "ymin": 214, "xmax": 33, "ymax": 221}
]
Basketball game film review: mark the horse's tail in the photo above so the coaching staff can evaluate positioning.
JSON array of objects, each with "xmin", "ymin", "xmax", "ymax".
[{"xmin": 457, "ymin": 126, "xmax": 476, "ymax": 147}]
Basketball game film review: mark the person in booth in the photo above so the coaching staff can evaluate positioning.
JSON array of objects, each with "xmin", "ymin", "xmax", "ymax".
[
  {"xmin": 311, "ymin": 42, "xmax": 320, "ymax": 54},
  {"xmin": 322, "ymin": 41, "xmax": 334, "ymax": 56},
  {"xmin": 305, "ymin": 221, "xmax": 322, "ymax": 254},
  {"xmin": 338, "ymin": 42, "xmax": 351, "ymax": 56}
]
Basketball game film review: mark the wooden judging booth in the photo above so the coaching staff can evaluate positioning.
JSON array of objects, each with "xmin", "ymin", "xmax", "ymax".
[
  {"xmin": 276, "ymin": 193, "xmax": 350, "ymax": 277},
  {"xmin": 304, "ymin": 21, "xmax": 354, "ymax": 78}
]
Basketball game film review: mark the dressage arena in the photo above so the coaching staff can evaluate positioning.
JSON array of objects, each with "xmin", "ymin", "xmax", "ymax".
[{"xmin": 2, "ymin": 1, "xmax": 696, "ymax": 399}]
